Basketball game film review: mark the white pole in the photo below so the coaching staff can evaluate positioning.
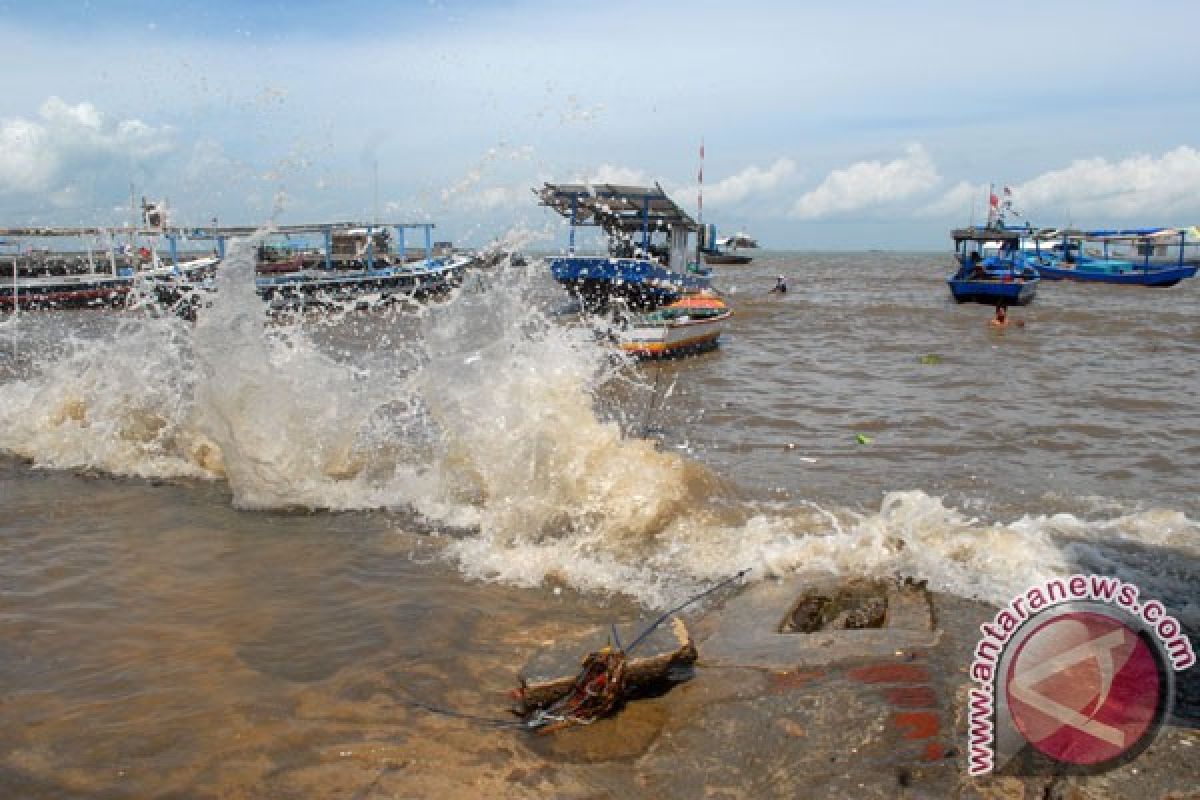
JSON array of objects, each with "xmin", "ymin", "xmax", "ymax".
[{"xmin": 11, "ymin": 254, "xmax": 18, "ymax": 360}]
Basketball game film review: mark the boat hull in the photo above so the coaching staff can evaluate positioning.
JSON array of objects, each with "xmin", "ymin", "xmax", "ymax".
[
  {"xmin": 1034, "ymin": 262, "xmax": 1197, "ymax": 287},
  {"xmin": 946, "ymin": 277, "xmax": 1038, "ymax": 306},
  {"xmin": 702, "ymin": 253, "xmax": 753, "ymax": 265},
  {"xmin": 0, "ymin": 278, "xmax": 132, "ymax": 310},
  {"xmin": 619, "ymin": 311, "xmax": 731, "ymax": 358},
  {"xmin": 550, "ymin": 256, "xmax": 711, "ymax": 310},
  {"xmin": 153, "ymin": 257, "xmax": 472, "ymax": 315}
]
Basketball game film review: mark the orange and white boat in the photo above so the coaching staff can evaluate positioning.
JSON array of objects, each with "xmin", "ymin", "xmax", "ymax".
[{"xmin": 618, "ymin": 293, "xmax": 732, "ymax": 358}]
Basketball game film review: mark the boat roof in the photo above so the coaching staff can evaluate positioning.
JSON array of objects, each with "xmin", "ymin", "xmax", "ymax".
[
  {"xmin": 1058, "ymin": 227, "xmax": 1187, "ymax": 241},
  {"xmin": 717, "ymin": 233, "xmax": 758, "ymax": 248},
  {"xmin": 952, "ymin": 226, "xmax": 1022, "ymax": 243},
  {"xmin": 536, "ymin": 182, "xmax": 697, "ymax": 233},
  {"xmin": 0, "ymin": 221, "xmax": 435, "ymax": 239}
]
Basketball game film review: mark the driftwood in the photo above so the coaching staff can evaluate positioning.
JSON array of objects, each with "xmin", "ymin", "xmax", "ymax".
[{"xmin": 511, "ymin": 617, "xmax": 697, "ymax": 716}]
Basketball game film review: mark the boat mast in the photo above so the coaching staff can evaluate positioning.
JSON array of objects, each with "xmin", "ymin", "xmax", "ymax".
[
  {"xmin": 10, "ymin": 247, "xmax": 17, "ymax": 358},
  {"xmin": 372, "ymin": 158, "xmax": 380, "ymax": 226},
  {"xmin": 695, "ymin": 138, "xmax": 704, "ymax": 267}
]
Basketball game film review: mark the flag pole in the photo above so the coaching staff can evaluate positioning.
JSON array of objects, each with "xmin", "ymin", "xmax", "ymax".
[{"xmin": 695, "ymin": 137, "xmax": 705, "ymax": 268}]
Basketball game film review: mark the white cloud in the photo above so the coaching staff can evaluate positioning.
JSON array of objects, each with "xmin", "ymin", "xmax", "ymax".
[
  {"xmin": 584, "ymin": 164, "xmax": 650, "ymax": 186},
  {"xmin": 687, "ymin": 158, "xmax": 798, "ymax": 206},
  {"xmin": 1013, "ymin": 146, "xmax": 1200, "ymax": 218},
  {"xmin": 916, "ymin": 180, "xmax": 986, "ymax": 219},
  {"xmin": 790, "ymin": 144, "xmax": 939, "ymax": 219},
  {"xmin": 0, "ymin": 96, "xmax": 174, "ymax": 197},
  {"xmin": 443, "ymin": 184, "xmax": 525, "ymax": 212},
  {"xmin": 917, "ymin": 147, "xmax": 1200, "ymax": 224}
]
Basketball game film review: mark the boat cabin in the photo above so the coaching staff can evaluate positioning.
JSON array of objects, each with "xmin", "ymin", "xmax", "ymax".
[{"xmin": 537, "ymin": 182, "xmax": 699, "ymax": 275}]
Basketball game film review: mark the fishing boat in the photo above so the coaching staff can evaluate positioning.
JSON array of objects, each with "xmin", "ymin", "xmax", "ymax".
[
  {"xmin": 149, "ymin": 221, "xmax": 472, "ymax": 314},
  {"xmin": 616, "ymin": 293, "xmax": 732, "ymax": 358},
  {"xmin": 947, "ymin": 227, "xmax": 1040, "ymax": 306},
  {"xmin": 1035, "ymin": 228, "xmax": 1200, "ymax": 287},
  {"xmin": 700, "ymin": 227, "xmax": 757, "ymax": 265},
  {"xmin": 0, "ymin": 223, "xmax": 218, "ymax": 311},
  {"xmin": 538, "ymin": 182, "xmax": 711, "ymax": 310}
]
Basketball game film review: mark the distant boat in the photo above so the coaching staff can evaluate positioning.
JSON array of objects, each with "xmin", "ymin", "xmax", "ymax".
[
  {"xmin": 700, "ymin": 228, "xmax": 758, "ymax": 265},
  {"xmin": 538, "ymin": 182, "xmax": 711, "ymax": 310},
  {"xmin": 947, "ymin": 227, "xmax": 1039, "ymax": 305},
  {"xmin": 616, "ymin": 292, "xmax": 732, "ymax": 358},
  {"xmin": 1035, "ymin": 228, "xmax": 1199, "ymax": 287}
]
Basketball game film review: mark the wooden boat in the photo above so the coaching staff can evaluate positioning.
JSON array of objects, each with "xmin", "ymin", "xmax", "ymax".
[
  {"xmin": 617, "ymin": 293, "xmax": 732, "ymax": 357},
  {"xmin": 1036, "ymin": 228, "xmax": 1199, "ymax": 287},
  {"xmin": 947, "ymin": 227, "xmax": 1039, "ymax": 306},
  {"xmin": 0, "ymin": 191, "xmax": 477, "ymax": 315},
  {"xmin": 127, "ymin": 221, "xmax": 467, "ymax": 313},
  {"xmin": 538, "ymin": 182, "xmax": 712, "ymax": 310},
  {"xmin": 0, "ymin": 227, "xmax": 218, "ymax": 311}
]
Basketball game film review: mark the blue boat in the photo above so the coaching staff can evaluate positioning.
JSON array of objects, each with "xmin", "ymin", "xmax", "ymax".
[
  {"xmin": 1036, "ymin": 228, "xmax": 1199, "ymax": 287},
  {"xmin": 150, "ymin": 221, "xmax": 472, "ymax": 314},
  {"xmin": 947, "ymin": 227, "xmax": 1040, "ymax": 305},
  {"xmin": 537, "ymin": 182, "xmax": 710, "ymax": 310}
]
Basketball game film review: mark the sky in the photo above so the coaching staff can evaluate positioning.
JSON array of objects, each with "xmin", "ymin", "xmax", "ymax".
[{"xmin": 1, "ymin": 0, "xmax": 1199, "ymax": 249}]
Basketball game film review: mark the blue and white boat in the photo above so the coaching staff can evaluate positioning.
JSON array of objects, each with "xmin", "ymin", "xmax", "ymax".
[
  {"xmin": 152, "ymin": 221, "xmax": 472, "ymax": 313},
  {"xmin": 947, "ymin": 227, "xmax": 1040, "ymax": 306},
  {"xmin": 537, "ymin": 182, "xmax": 711, "ymax": 310},
  {"xmin": 1036, "ymin": 228, "xmax": 1199, "ymax": 287}
]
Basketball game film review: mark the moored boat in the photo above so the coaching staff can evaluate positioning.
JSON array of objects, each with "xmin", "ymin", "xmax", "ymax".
[
  {"xmin": 947, "ymin": 227, "xmax": 1039, "ymax": 306},
  {"xmin": 700, "ymin": 227, "xmax": 757, "ymax": 265},
  {"xmin": 1036, "ymin": 228, "xmax": 1200, "ymax": 287},
  {"xmin": 616, "ymin": 292, "xmax": 732, "ymax": 358},
  {"xmin": 538, "ymin": 182, "xmax": 711, "ymax": 310},
  {"xmin": 0, "ymin": 223, "xmax": 218, "ymax": 311},
  {"xmin": 152, "ymin": 221, "xmax": 472, "ymax": 314}
]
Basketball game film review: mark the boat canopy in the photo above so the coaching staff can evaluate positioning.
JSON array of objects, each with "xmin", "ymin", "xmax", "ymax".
[
  {"xmin": 0, "ymin": 221, "xmax": 434, "ymax": 239},
  {"xmin": 951, "ymin": 227, "xmax": 1022, "ymax": 243},
  {"xmin": 1058, "ymin": 227, "xmax": 1187, "ymax": 241},
  {"xmin": 536, "ymin": 183, "xmax": 697, "ymax": 234},
  {"xmin": 716, "ymin": 233, "xmax": 758, "ymax": 248}
]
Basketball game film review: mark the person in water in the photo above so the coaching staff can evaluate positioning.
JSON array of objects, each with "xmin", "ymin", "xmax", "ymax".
[
  {"xmin": 989, "ymin": 305, "xmax": 1025, "ymax": 328},
  {"xmin": 771, "ymin": 275, "xmax": 787, "ymax": 293}
]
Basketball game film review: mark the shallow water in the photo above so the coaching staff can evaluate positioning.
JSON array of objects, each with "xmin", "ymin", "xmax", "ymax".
[{"xmin": 1, "ymin": 251, "xmax": 1197, "ymax": 795}]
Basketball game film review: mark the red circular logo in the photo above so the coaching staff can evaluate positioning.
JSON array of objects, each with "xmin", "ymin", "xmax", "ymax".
[{"xmin": 1004, "ymin": 610, "xmax": 1163, "ymax": 766}]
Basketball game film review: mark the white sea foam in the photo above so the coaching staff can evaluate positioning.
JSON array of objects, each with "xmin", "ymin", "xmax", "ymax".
[{"xmin": 1, "ymin": 234, "xmax": 1197, "ymax": 617}]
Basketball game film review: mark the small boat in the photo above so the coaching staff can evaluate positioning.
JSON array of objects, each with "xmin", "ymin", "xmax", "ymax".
[
  {"xmin": 1035, "ymin": 228, "xmax": 1199, "ymax": 287},
  {"xmin": 616, "ymin": 293, "xmax": 732, "ymax": 358},
  {"xmin": 700, "ymin": 227, "xmax": 758, "ymax": 265},
  {"xmin": 538, "ymin": 182, "xmax": 711, "ymax": 310},
  {"xmin": 947, "ymin": 227, "xmax": 1039, "ymax": 306}
]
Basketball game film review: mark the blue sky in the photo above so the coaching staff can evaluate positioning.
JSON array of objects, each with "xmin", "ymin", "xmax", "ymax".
[{"xmin": 2, "ymin": 0, "xmax": 1199, "ymax": 248}]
